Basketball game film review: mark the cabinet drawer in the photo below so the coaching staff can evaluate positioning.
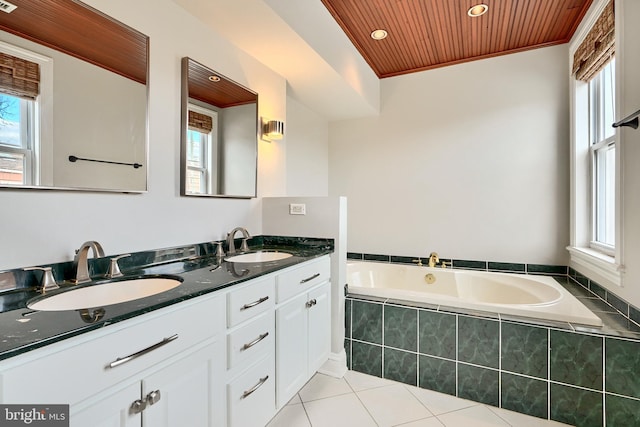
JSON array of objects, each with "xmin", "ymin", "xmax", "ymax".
[
  {"xmin": 0, "ymin": 294, "xmax": 225, "ymax": 406},
  {"xmin": 227, "ymin": 276, "xmax": 275, "ymax": 327},
  {"xmin": 276, "ymin": 256, "xmax": 330, "ymax": 303},
  {"xmin": 227, "ymin": 355, "xmax": 275, "ymax": 427},
  {"xmin": 227, "ymin": 311, "xmax": 274, "ymax": 370}
]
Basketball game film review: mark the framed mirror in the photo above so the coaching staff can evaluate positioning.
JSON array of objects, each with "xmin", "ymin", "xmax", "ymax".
[
  {"xmin": 181, "ymin": 57, "xmax": 258, "ymax": 198},
  {"xmin": 0, "ymin": 0, "xmax": 148, "ymax": 192}
]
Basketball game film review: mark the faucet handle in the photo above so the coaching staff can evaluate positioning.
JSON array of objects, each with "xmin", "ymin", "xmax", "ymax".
[
  {"xmin": 106, "ymin": 254, "xmax": 131, "ymax": 279},
  {"xmin": 240, "ymin": 238, "xmax": 250, "ymax": 252},
  {"xmin": 214, "ymin": 242, "xmax": 225, "ymax": 258},
  {"xmin": 24, "ymin": 267, "xmax": 59, "ymax": 294},
  {"xmin": 412, "ymin": 258, "xmax": 423, "ymax": 266}
]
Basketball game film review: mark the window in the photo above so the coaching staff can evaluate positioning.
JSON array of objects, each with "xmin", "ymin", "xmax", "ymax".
[
  {"xmin": 589, "ymin": 59, "xmax": 616, "ymax": 254},
  {"xmin": 185, "ymin": 105, "xmax": 217, "ymax": 194},
  {"xmin": 568, "ymin": 0, "xmax": 620, "ymax": 287},
  {"xmin": 0, "ymin": 49, "xmax": 40, "ymax": 186}
]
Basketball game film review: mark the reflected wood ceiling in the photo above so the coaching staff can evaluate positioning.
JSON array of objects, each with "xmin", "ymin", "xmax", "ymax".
[
  {"xmin": 321, "ymin": 0, "xmax": 594, "ymax": 78},
  {"xmin": 186, "ymin": 58, "xmax": 257, "ymax": 109},
  {"xmin": 0, "ymin": 0, "xmax": 148, "ymax": 84}
]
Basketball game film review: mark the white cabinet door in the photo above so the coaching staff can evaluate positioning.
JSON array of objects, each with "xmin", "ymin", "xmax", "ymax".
[
  {"xmin": 71, "ymin": 383, "xmax": 141, "ymax": 427},
  {"xmin": 143, "ymin": 341, "xmax": 225, "ymax": 427},
  {"xmin": 307, "ymin": 281, "xmax": 331, "ymax": 374},
  {"xmin": 275, "ymin": 293, "xmax": 308, "ymax": 408}
]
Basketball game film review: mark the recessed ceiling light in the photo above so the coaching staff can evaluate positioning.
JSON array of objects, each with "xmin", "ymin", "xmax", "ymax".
[
  {"xmin": 468, "ymin": 4, "xmax": 488, "ymax": 17},
  {"xmin": 370, "ymin": 29, "xmax": 388, "ymax": 40},
  {"xmin": 208, "ymin": 75, "xmax": 221, "ymax": 82}
]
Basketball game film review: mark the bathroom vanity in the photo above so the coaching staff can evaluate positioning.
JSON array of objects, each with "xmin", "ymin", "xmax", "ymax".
[{"xmin": 0, "ymin": 239, "xmax": 333, "ymax": 427}]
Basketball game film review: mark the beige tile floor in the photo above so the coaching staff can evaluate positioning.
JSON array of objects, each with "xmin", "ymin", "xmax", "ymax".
[{"xmin": 267, "ymin": 371, "xmax": 573, "ymax": 427}]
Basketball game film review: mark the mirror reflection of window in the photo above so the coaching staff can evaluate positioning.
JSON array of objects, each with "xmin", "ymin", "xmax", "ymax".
[
  {"xmin": 0, "ymin": 49, "xmax": 41, "ymax": 186},
  {"xmin": 186, "ymin": 105, "xmax": 217, "ymax": 194}
]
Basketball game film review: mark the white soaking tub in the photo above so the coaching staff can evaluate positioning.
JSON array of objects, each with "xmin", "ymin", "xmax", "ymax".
[{"xmin": 347, "ymin": 261, "xmax": 602, "ymax": 327}]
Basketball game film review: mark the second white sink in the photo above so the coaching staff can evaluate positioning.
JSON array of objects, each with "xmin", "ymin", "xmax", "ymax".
[
  {"xmin": 27, "ymin": 276, "xmax": 182, "ymax": 311},
  {"xmin": 225, "ymin": 251, "xmax": 293, "ymax": 263}
]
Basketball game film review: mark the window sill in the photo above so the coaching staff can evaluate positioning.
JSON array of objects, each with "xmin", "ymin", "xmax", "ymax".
[{"xmin": 566, "ymin": 246, "xmax": 623, "ymax": 288}]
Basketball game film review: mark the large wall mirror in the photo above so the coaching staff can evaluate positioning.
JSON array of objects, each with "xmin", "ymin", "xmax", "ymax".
[
  {"xmin": 0, "ymin": 0, "xmax": 148, "ymax": 192},
  {"xmin": 181, "ymin": 57, "xmax": 258, "ymax": 198}
]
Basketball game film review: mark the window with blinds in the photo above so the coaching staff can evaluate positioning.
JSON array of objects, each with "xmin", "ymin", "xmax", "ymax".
[
  {"xmin": 186, "ymin": 106, "xmax": 217, "ymax": 194},
  {"xmin": 0, "ymin": 50, "xmax": 41, "ymax": 186}
]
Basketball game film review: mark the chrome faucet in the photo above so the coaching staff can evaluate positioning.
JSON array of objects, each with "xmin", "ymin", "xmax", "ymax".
[
  {"xmin": 72, "ymin": 241, "xmax": 105, "ymax": 284},
  {"xmin": 226, "ymin": 227, "xmax": 251, "ymax": 255},
  {"xmin": 428, "ymin": 252, "xmax": 439, "ymax": 268}
]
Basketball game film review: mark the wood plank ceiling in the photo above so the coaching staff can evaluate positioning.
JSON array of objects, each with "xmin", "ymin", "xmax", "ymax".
[
  {"xmin": 0, "ymin": 0, "xmax": 148, "ymax": 84},
  {"xmin": 321, "ymin": 0, "xmax": 594, "ymax": 78},
  {"xmin": 187, "ymin": 58, "xmax": 257, "ymax": 109}
]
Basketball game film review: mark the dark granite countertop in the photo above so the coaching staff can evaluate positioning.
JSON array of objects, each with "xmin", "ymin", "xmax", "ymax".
[{"xmin": 0, "ymin": 236, "xmax": 333, "ymax": 361}]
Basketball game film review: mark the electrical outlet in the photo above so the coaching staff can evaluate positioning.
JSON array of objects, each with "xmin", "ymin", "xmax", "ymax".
[{"xmin": 289, "ymin": 203, "xmax": 306, "ymax": 215}]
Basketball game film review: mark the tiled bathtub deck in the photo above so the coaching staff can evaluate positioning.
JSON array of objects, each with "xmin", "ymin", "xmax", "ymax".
[
  {"xmin": 268, "ymin": 371, "xmax": 572, "ymax": 426},
  {"xmin": 344, "ymin": 284, "xmax": 640, "ymax": 427}
]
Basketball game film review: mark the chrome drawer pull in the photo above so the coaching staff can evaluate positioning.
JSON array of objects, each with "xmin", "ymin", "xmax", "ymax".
[
  {"xmin": 241, "ymin": 296, "xmax": 269, "ymax": 310},
  {"xmin": 300, "ymin": 273, "xmax": 320, "ymax": 284},
  {"xmin": 242, "ymin": 375, "xmax": 269, "ymax": 399},
  {"xmin": 241, "ymin": 332, "xmax": 269, "ymax": 351},
  {"xmin": 108, "ymin": 334, "xmax": 178, "ymax": 369},
  {"xmin": 305, "ymin": 298, "xmax": 317, "ymax": 308}
]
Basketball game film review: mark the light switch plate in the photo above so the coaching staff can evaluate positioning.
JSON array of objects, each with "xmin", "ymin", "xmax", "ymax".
[{"xmin": 289, "ymin": 203, "xmax": 306, "ymax": 215}]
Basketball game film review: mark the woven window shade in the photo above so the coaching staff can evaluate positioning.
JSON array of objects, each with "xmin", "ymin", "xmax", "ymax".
[
  {"xmin": 188, "ymin": 110, "xmax": 213, "ymax": 133},
  {"xmin": 0, "ymin": 52, "xmax": 40, "ymax": 100},
  {"xmin": 572, "ymin": 0, "xmax": 615, "ymax": 82}
]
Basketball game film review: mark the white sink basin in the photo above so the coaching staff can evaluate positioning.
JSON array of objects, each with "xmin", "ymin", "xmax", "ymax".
[
  {"xmin": 27, "ymin": 277, "xmax": 182, "ymax": 311},
  {"xmin": 225, "ymin": 251, "xmax": 293, "ymax": 263}
]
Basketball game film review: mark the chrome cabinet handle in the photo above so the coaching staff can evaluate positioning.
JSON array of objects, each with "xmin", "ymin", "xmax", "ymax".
[
  {"xmin": 130, "ymin": 399, "xmax": 147, "ymax": 414},
  {"xmin": 241, "ymin": 296, "xmax": 269, "ymax": 310},
  {"xmin": 242, "ymin": 375, "xmax": 269, "ymax": 399},
  {"xmin": 107, "ymin": 334, "xmax": 178, "ymax": 368},
  {"xmin": 300, "ymin": 273, "xmax": 320, "ymax": 284},
  {"xmin": 146, "ymin": 390, "xmax": 161, "ymax": 406},
  {"xmin": 305, "ymin": 299, "xmax": 317, "ymax": 308},
  {"xmin": 241, "ymin": 332, "xmax": 269, "ymax": 351}
]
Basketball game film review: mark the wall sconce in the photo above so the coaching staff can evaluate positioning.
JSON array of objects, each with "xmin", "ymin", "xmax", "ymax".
[{"xmin": 261, "ymin": 118, "xmax": 285, "ymax": 142}]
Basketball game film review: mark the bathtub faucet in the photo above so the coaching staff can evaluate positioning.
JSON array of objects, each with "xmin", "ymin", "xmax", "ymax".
[{"xmin": 428, "ymin": 252, "xmax": 439, "ymax": 268}]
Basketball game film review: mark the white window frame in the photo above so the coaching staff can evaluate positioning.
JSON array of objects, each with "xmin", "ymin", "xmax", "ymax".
[
  {"xmin": 186, "ymin": 103, "xmax": 217, "ymax": 194},
  {"xmin": 0, "ymin": 40, "xmax": 53, "ymax": 187},
  {"xmin": 568, "ymin": 0, "xmax": 623, "ymax": 288}
]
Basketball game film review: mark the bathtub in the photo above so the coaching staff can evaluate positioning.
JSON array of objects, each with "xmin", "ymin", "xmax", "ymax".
[{"xmin": 347, "ymin": 261, "xmax": 602, "ymax": 327}]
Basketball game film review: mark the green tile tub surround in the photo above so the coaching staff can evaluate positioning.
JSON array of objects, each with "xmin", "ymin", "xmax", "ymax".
[
  {"xmin": 605, "ymin": 394, "xmax": 640, "ymax": 427},
  {"xmin": 351, "ymin": 300, "xmax": 383, "ymax": 345},
  {"xmin": 344, "ymin": 339, "xmax": 351, "ymax": 369},
  {"xmin": 605, "ymin": 338, "xmax": 640, "ymax": 399},
  {"xmin": 550, "ymin": 330, "xmax": 603, "ymax": 390},
  {"xmin": 383, "ymin": 347, "xmax": 417, "ymax": 386},
  {"xmin": 457, "ymin": 315, "xmax": 500, "ymax": 369},
  {"xmin": 351, "ymin": 341, "xmax": 382, "ymax": 378},
  {"xmin": 501, "ymin": 372, "xmax": 548, "ymax": 419},
  {"xmin": 501, "ymin": 322, "xmax": 548, "ymax": 379},
  {"xmin": 457, "ymin": 364, "xmax": 499, "ymax": 406},
  {"xmin": 345, "ymin": 299, "xmax": 351, "ymax": 339},
  {"xmin": 418, "ymin": 355, "xmax": 456, "ymax": 396},
  {"xmin": 418, "ymin": 310, "xmax": 456, "ymax": 359},
  {"xmin": 550, "ymin": 383, "xmax": 603, "ymax": 427},
  {"xmin": 383, "ymin": 305, "xmax": 417, "ymax": 351}
]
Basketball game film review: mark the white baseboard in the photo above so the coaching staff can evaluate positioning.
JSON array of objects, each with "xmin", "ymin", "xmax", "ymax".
[{"xmin": 317, "ymin": 349, "xmax": 347, "ymax": 378}]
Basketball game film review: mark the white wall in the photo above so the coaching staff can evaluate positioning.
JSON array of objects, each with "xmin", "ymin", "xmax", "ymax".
[
  {"xmin": 329, "ymin": 45, "xmax": 570, "ymax": 265},
  {"xmin": 0, "ymin": 0, "xmax": 288, "ymax": 270},
  {"xmin": 285, "ymin": 95, "xmax": 329, "ymax": 196}
]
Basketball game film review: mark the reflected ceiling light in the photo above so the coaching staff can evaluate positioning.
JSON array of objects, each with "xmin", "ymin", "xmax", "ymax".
[
  {"xmin": 261, "ymin": 118, "xmax": 284, "ymax": 142},
  {"xmin": 467, "ymin": 4, "xmax": 488, "ymax": 17},
  {"xmin": 208, "ymin": 75, "xmax": 221, "ymax": 82},
  {"xmin": 370, "ymin": 29, "xmax": 388, "ymax": 40}
]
